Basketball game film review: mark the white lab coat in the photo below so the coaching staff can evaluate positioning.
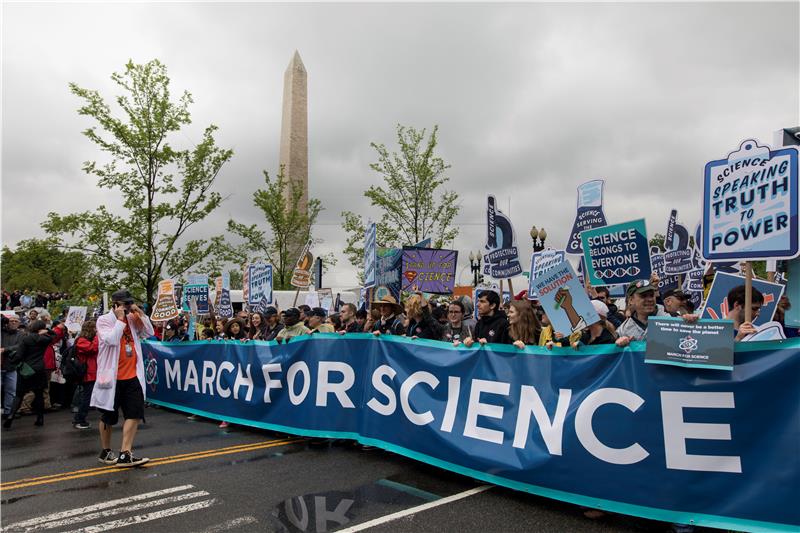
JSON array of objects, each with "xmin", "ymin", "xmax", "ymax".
[{"xmin": 90, "ymin": 309, "xmax": 154, "ymax": 411}]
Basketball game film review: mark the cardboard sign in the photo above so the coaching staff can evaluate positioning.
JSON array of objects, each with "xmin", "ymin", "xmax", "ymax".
[
  {"xmin": 217, "ymin": 288, "xmax": 233, "ymax": 318},
  {"xmin": 64, "ymin": 306, "xmax": 87, "ymax": 333},
  {"xmin": 318, "ymin": 288, "xmax": 334, "ymax": 312},
  {"xmin": 528, "ymin": 249, "xmax": 566, "ymax": 299},
  {"xmin": 702, "ymin": 139, "xmax": 799, "ymax": 261},
  {"xmin": 364, "ymin": 223, "xmax": 377, "ymax": 288},
  {"xmin": 248, "ymin": 262, "xmax": 273, "ymax": 306},
  {"xmin": 530, "ymin": 259, "xmax": 600, "ymax": 334},
  {"xmin": 213, "ymin": 277, "xmax": 223, "ymax": 307},
  {"xmin": 375, "ymin": 247, "xmax": 402, "ymax": 301},
  {"xmin": 645, "ymin": 317, "xmax": 734, "ymax": 370},
  {"xmin": 581, "ymin": 219, "xmax": 652, "ymax": 286},
  {"xmin": 701, "ymin": 272, "xmax": 784, "ymax": 327},
  {"xmin": 566, "ymin": 180, "xmax": 608, "ymax": 254},
  {"xmin": 291, "ymin": 239, "xmax": 314, "ymax": 289},
  {"xmin": 650, "ymin": 250, "xmax": 680, "ymax": 294},
  {"xmin": 664, "ymin": 210, "xmax": 693, "ymax": 275},
  {"xmin": 483, "ymin": 195, "xmax": 522, "ymax": 279},
  {"xmin": 402, "ymin": 248, "xmax": 458, "ymax": 294},
  {"xmin": 182, "ymin": 284, "xmax": 209, "ymax": 314},
  {"xmin": 151, "ymin": 279, "xmax": 180, "ymax": 322}
]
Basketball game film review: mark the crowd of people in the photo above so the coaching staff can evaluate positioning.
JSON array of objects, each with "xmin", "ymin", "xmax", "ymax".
[{"xmin": 2, "ymin": 289, "xmax": 69, "ymax": 311}]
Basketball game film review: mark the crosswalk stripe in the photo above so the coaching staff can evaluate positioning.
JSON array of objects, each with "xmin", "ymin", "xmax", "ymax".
[
  {"xmin": 62, "ymin": 499, "xmax": 218, "ymax": 533},
  {"xmin": 1, "ymin": 485, "xmax": 194, "ymax": 531}
]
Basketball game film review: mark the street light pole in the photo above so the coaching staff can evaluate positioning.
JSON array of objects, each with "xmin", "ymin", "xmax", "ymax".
[
  {"xmin": 530, "ymin": 225, "xmax": 548, "ymax": 253},
  {"xmin": 469, "ymin": 251, "xmax": 482, "ymax": 286}
]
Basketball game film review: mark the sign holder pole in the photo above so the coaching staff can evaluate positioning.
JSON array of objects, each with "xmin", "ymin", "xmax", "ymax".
[
  {"xmin": 507, "ymin": 278, "xmax": 515, "ymax": 298},
  {"xmin": 292, "ymin": 289, "xmax": 300, "ymax": 307},
  {"xmin": 499, "ymin": 279, "xmax": 504, "ymax": 296},
  {"xmin": 744, "ymin": 261, "xmax": 753, "ymax": 323}
]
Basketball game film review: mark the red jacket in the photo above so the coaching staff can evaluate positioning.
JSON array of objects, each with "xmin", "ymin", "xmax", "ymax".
[
  {"xmin": 44, "ymin": 324, "xmax": 66, "ymax": 371},
  {"xmin": 75, "ymin": 336, "xmax": 99, "ymax": 382}
]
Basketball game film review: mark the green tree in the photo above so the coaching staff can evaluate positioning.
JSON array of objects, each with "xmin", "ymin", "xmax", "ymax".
[
  {"xmin": 214, "ymin": 169, "xmax": 325, "ymax": 290},
  {"xmin": 341, "ymin": 125, "xmax": 460, "ymax": 269},
  {"xmin": 42, "ymin": 60, "xmax": 233, "ymax": 307},
  {"xmin": 1, "ymin": 238, "xmax": 89, "ymax": 293}
]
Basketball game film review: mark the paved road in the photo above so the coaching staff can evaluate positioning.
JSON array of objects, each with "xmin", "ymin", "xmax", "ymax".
[{"xmin": 2, "ymin": 406, "xmax": 699, "ymax": 532}]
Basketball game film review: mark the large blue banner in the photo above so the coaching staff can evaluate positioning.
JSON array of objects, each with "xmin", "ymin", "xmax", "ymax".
[{"xmin": 142, "ymin": 336, "xmax": 799, "ymax": 532}]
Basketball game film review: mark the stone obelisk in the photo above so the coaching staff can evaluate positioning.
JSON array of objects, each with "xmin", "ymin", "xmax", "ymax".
[{"xmin": 279, "ymin": 50, "xmax": 308, "ymax": 217}]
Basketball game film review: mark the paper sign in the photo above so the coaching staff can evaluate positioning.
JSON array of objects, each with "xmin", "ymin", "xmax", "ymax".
[
  {"xmin": 291, "ymin": 239, "xmax": 314, "ymax": 289},
  {"xmin": 528, "ymin": 249, "xmax": 566, "ymax": 299},
  {"xmin": 645, "ymin": 317, "xmax": 734, "ymax": 370},
  {"xmin": 375, "ymin": 247, "xmax": 402, "ymax": 301},
  {"xmin": 483, "ymin": 195, "xmax": 523, "ymax": 279},
  {"xmin": 702, "ymin": 139, "xmax": 799, "ymax": 261},
  {"xmin": 151, "ymin": 279, "xmax": 180, "ymax": 322},
  {"xmin": 581, "ymin": 219, "xmax": 652, "ymax": 286},
  {"xmin": 566, "ymin": 180, "xmax": 608, "ymax": 254},
  {"xmin": 217, "ymin": 288, "xmax": 233, "ymax": 318},
  {"xmin": 685, "ymin": 269, "xmax": 704, "ymax": 292},
  {"xmin": 531, "ymin": 259, "xmax": 600, "ymax": 334},
  {"xmin": 64, "ymin": 306, "xmax": 87, "ymax": 333},
  {"xmin": 364, "ymin": 223, "xmax": 377, "ymax": 288},
  {"xmin": 318, "ymin": 288, "xmax": 334, "ymax": 312},
  {"xmin": 187, "ymin": 274, "xmax": 207, "ymax": 286},
  {"xmin": 214, "ymin": 277, "xmax": 223, "ymax": 306},
  {"xmin": 248, "ymin": 262, "xmax": 273, "ymax": 306},
  {"xmin": 401, "ymin": 248, "xmax": 458, "ymax": 294},
  {"xmin": 701, "ymin": 272, "xmax": 784, "ymax": 327}
]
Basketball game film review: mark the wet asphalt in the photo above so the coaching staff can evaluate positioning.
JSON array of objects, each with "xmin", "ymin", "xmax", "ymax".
[{"xmin": 1, "ymin": 406, "xmax": 696, "ymax": 532}]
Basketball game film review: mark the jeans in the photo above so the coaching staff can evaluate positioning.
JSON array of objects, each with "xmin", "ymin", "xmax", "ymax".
[
  {"xmin": 73, "ymin": 381, "xmax": 95, "ymax": 424},
  {"xmin": 2, "ymin": 370, "xmax": 17, "ymax": 415}
]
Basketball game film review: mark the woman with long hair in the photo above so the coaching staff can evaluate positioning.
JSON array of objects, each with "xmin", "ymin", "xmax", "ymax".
[
  {"xmin": 248, "ymin": 312, "xmax": 268, "ymax": 340},
  {"xmin": 572, "ymin": 300, "xmax": 618, "ymax": 348},
  {"xmin": 3, "ymin": 321, "xmax": 55, "ymax": 428},
  {"xmin": 73, "ymin": 320, "xmax": 98, "ymax": 429},
  {"xmin": 404, "ymin": 293, "xmax": 442, "ymax": 340},
  {"xmin": 224, "ymin": 318, "xmax": 248, "ymax": 340},
  {"xmin": 507, "ymin": 300, "xmax": 542, "ymax": 349}
]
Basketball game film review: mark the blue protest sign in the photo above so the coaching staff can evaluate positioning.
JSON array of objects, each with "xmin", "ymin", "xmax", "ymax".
[
  {"xmin": 217, "ymin": 288, "xmax": 233, "ymax": 318},
  {"xmin": 701, "ymin": 272, "xmax": 784, "ymax": 326},
  {"xmin": 645, "ymin": 316, "xmax": 734, "ymax": 370},
  {"xmin": 664, "ymin": 210, "xmax": 693, "ymax": 275},
  {"xmin": 248, "ymin": 262, "xmax": 273, "ymax": 306},
  {"xmin": 531, "ymin": 259, "xmax": 600, "ymax": 334},
  {"xmin": 566, "ymin": 180, "xmax": 608, "ymax": 254},
  {"xmin": 581, "ymin": 219, "xmax": 652, "ymax": 286},
  {"xmin": 702, "ymin": 139, "xmax": 799, "ymax": 261},
  {"xmin": 143, "ymin": 336, "xmax": 800, "ymax": 532},
  {"xmin": 364, "ymin": 223, "xmax": 377, "ymax": 288},
  {"xmin": 685, "ymin": 269, "xmax": 704, "ymax": 292},
  {"xmin": 375, "ymin": 247, "xmax": 402, "ymax": 301},
  {"xmin": 182, "ymin": 284, "xmax": 209, "ymax": 313},
  {"xmin": 413, "ymin": 237, "xmax": 432, "ymax": 248},
  {"xmin": 650, "ymin": 250, "xmax": 680, "ymax": 294},
  {"xmin": 483, "ymin": 195, "xmax": 522, "ymax": 279},
  {"xmin": 528, "ymin": 249, "xmax": 566, "ymax": 299}
]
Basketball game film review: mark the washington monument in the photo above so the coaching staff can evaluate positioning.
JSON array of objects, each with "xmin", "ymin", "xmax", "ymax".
[{"xmin": 279, "ymin": 50, "xmax": 308, "ymax": 217}]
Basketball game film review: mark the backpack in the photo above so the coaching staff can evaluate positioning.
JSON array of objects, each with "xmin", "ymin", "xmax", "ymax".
[{"xmin": 60, "ymin": 343, "xmax": 86, "ymax": 382}]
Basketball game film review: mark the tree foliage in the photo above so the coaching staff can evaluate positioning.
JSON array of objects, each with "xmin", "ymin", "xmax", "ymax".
[
  {"xmin": 341, "ymin": 125, "xmax": 460, "ymax": 269},
  {"xmin": 214, "ymin": 169, "xmax": 325, "ymax": 290},
  {"xmin": 1, "ymin": 238, "xmax": 90, "ymax": 294},
  {"xmin": 41, "ymin": 59, "xmax": 233, "ymax": 306}
]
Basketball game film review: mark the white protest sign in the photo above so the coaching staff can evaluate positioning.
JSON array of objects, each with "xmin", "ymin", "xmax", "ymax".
[
  {"xmin": 64, "ymin": 306, "xmax": 87, "ymax": 333},
  {"xmin": 528, "ymin": 249, "xmax": 566, "ymax": 299}
]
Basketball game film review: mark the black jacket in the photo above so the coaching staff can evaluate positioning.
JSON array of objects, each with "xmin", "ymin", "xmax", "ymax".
[
  {"xmin": 473, "ymin": 311, "xmax": 511, "ymax": 345},
  {"xmin": 405, "ymin": 308, "xmax": 442, "ymax": 340},
  {"xmin": 579, "ymin": 327, "xmax": 617, "ymax": 346},
  {"xmin": 17, "ymin": 331, "xmax": 55, "ymax": 373},
  {"xmin": 373, "ymin": 314, "xmax": 405, "ymax": 336}
]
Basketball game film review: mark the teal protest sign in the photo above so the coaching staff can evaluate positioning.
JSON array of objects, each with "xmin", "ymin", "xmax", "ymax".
[
  {"xmin": 581, "ymin": 219, "xmax": 652, "ymax": 286},
  {"xmin": 645, "ymin": 316, "xmax": 734, "ymax": 370}
]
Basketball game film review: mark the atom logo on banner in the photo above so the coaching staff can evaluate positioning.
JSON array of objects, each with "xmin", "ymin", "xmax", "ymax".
[{"xmin": 679, "ymin": 335, "xmax": 699, "ymax": 354}]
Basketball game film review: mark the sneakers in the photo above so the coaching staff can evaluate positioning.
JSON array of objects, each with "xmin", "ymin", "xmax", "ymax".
[
  {"xmin": 74, "ymin": 422, "xmax": 91, "ymax": 430},
  {"xmin": 218, "ymin": 421, "xmax": 229, "ymax": 429},
  {"xmin": 98, "ymin": 449, "xmax": 118, "ymax": 465},
  {"xmin": 115, "ymin": 450, "xmax": 149, "ymax": 468}
]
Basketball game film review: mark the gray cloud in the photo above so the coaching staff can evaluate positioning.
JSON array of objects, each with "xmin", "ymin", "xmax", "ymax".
[{"xmin": 2, "ymin": 2, "xmax": 797, "ymax": 287}]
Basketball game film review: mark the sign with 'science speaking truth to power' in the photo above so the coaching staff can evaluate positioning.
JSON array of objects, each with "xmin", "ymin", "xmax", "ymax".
[
  {"xmin": 702, "ymin": 139, "xmax": 799, "ymax": 261},
  {"xmin": 581, "ymin": 219, "xmax": 652, "ymax": 286}
]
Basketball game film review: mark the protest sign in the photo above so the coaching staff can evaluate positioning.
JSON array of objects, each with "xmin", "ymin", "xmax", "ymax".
[
  {"xmin": 483, "ymin": 195, "xmax": 522, "ymax": 279},
  {"xmin": 375, "ymin": 247, "xmax": 402, "ymax": 301},
  {"xmin": 581, "ymin": 219, "xmax": 651, "ymax": 286},
  {"xmin": 151, "ymin": 280, "xmax": 180, "ymax": 322},
  {"xmin": 685, "ymin": 269, "xmax": 704, "ymax": 292},
  {"xmin": 743, "ymin": 321, "xmax": 787, "ymax": 342},
  {"xmin": 142, "ymin": 336, "xmax": 800, "ymax": 532},
  {"xmin": 242, "ymin": 262, "xmax": 250, "ymax": 307},
  {"xmin": 566, "ymin": 180, "xmax": 608, "ymax": 254},
  {"xmin": 217, "ymin": 288, "xmax": 233, "ymax": 318},
  {"xmin": 318, "ymin": 288, "xmax": 334, "ymax": 312},
  {"xmin": 291, "ymin": 239, "xmax": 314, "ymax": 289},
  {"xmin": 305, "ymin": 290, "xmax": 320, "ymax": 308},
  {"xmin": 214, "ymin": 277, "xmax": 223, "ymax": 307},
  {"xmin": 531, "ymin": 259, "xmax": 600, "ymax": 334},
  {"xmin": 414, "ymin": 237, "xmax": 432, "ymax": 248},
  {"xmin": 402, "ymin": 248, "xmax": 458, "ymax": 294},
  {"xmin": 701, "ymin": 272, "xmax": 784, "ymax": 326},
  {"xmin": 702, "ymin": 139, "xmax": 799, "ymax": 261},
  {"xmin": 248, "ymin": 262, "xmax": 273, "ymax": 306},
  {"xmin": 528, "ymin": 249, "xmax": 565, "ymax": 299},
  {"xmin": 182, "ymin": 284, "xmax": 209, "ymax": 314},
  {"xmin": 650, "ymin": 249, "xmax": 680, "ymax": 294},
  {"xmin": 664, "ymin": 210, "xmax": 693, "ymax": 274},
  {"xmin": 187, "ymin": 274, "xmax": 207, "ymax": 286},
  {"xmin": 645, "ymin": 316, "xmax": 734, "ymax": 370},
  {"xmin": 364, "ymin": 223, "xmax": 377, "ymax": 288},
  {"xmin": 64, "ymin": 306, "xmax": 87, "ymax": 333},
  {"xmin": 222, "ymin": 272, "xmax": 230, "ymax": 290}
]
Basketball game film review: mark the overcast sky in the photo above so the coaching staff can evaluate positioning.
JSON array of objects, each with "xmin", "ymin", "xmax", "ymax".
[{"xmin": 2, "ymin": 2, "xmax": 798, "ymax": 287}]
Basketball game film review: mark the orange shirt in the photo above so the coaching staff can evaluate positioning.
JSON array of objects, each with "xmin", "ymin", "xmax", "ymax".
[{"xmin": 117, "ymin": 320, "xmax": 138, "ymax": 380}]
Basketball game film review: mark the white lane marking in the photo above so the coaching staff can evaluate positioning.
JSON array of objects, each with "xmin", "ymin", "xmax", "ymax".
[
  {"xmin": 200, "ymin": 516, "xmax": 258, "ymax": 532},
  {"xmin": 22, "ymin": 491, "xmax": 210, "ymax": 532},
  {"xmin": 62, "ymin": 499, "xmax": 218, "ymax": 533},
  {"xmin": 1, "ymin": 485, "xmax": 195, "ymax": 531},
  {"xmin": 337, "ymin": 485, "xmax": 492, "ymax": 532}
]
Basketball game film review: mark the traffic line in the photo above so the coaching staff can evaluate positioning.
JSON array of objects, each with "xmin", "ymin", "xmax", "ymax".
[
  {"xmin": 1, "ymin": 485, "xmax": 196, "ymax": 531},
  {"xmin": 336, "ymin": 485, "xmax": 493, "ymax": 532},
  {"xmin": 1, "ymin": 439, "xmax": 301, "ymax": 491},
  {"xmin": 200, "ymin": 516, "xmax": 259, "ymax": 532},
  {"xmin": 62, "ymin": 498, "xmax": 218, "ymax": 533}
]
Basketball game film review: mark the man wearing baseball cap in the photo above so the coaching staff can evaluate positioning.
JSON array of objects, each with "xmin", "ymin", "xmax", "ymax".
[
  {"xmin": 617, "ymin": 280, "xmax": 697, "ymax": 347},
  {"xmin": 91, "ymin": 289, "xmax": 154, "ymax": 467},
  {"xmin": 275, "ymin": 308, "xmax": 310, "ymax": 342},
  {"xmin": 262, "ymin": 306, "xmax": 284, "ymax": 341}
]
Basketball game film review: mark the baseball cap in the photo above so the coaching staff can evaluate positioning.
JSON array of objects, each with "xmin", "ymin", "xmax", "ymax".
[
  {"xmin": 111, "ymin": 289, "xmax": 135, "ymax": 304},
  {"xmin": 626, "ymin": 280, "xmax": 656, "ymax": 297},
  {"xmin": 309, "ymin": 307, "xmax": 327, "ymax": 318},
  {"xmin": 264, "ymin": 306, "xmax": 278, "ymax": 317},
  {"xmin": 282, "ymin": 308, "xmax": 300, "ymax": 319}
]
